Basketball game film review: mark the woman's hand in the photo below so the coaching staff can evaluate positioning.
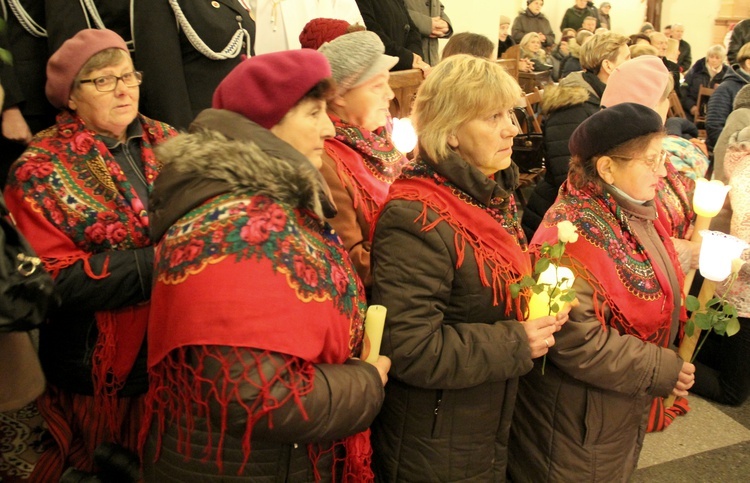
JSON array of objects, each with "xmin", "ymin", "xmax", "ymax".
[
  {"xmin": 672, "ymin": 361, "xmax": 696, "ymax": 397},
  {"xmin": 412, "ymin": 53, "xmax": 431, "ymax": 77},
  {"xmin": 368, "ymin": 355, "xmax": 391, "ymax": 386},
  {"xmin": 2, "ymin": 107, "xmax": 33, "ymax": 144},
  {"xmin": 522, "ymin": 303, "xmax": 572, "ymax": 359},
  {"xmin": 430, "ymin": 17, "xmax": 450, "ymax": 38}
]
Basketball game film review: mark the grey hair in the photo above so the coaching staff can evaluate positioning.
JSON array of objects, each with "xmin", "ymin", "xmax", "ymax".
[{"xmin": 707, "ymin": 44, "xmax": 727, "ymax": 59}]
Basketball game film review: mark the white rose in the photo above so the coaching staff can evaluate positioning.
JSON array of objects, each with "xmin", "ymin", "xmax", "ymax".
[{"xmin": 557, "ymin": 220, "xmax": 579, "ymax": 244}]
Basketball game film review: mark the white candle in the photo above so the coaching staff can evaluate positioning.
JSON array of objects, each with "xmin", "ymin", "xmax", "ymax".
[
  {"xmin": 391, "ymin": 117, "xmax": 417, "ymax": 153},
  {"xmin": 363, "ymin": 305, "xmax": 387, "ymax": 363},
  {"xmin": 693, "ymin": 178, "xmax": 730, "ymax": 218}
]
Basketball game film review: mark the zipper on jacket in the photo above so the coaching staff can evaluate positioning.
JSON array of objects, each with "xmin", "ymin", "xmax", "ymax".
[{"xmin": 431, "ymin": 390, "xmax": 443, "ymax": 438}]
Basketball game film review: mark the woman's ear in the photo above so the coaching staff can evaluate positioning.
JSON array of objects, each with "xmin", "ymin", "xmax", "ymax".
[
  {"xmin": 67, "ymin": 97, "xmax": 77, "ymax": 111},
  {"xmin": 329, "ymin": 94, "xmax": 346, "ymax": 110},
  {"xmin": 596, "ymin": 156, "xmax": 616, "ymax": 184},
  {"xmin": 447, "ymin": 133, "xmax": 459, "ymax": 148}
]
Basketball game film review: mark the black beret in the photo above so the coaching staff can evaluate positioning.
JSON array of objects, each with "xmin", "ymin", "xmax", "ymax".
[{"xmin": 568, "ymin": 103, "xmax": 664, "ymax": 161}]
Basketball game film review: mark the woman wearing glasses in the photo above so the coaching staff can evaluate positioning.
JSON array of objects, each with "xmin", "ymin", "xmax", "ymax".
[
  {"xmin": 508, "ymin": 103, "xmax": 695, "ymax": 482},
  {"xmin": 3, "ymin": 29, "xmax": 176, "ymax": 481}
]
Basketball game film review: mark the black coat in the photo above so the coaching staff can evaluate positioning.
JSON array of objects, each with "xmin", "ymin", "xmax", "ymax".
[
  {"xmin": 681, "ymin": 57, "xmax": 729, "ymax": 114},
  {"xmin": 132, "ymin": 0, "xmax": 255, "ymax": 130},
  {"xmin": 521, "ymin": 72, "xmax": 603, "ymax": 240},
  {"xmin": 355, "ymin": 0, "xmax": 423, "ymax": 71},
  {"xmin": 45, "ymin": 0, "xmax": 133, "ymax": 52}
]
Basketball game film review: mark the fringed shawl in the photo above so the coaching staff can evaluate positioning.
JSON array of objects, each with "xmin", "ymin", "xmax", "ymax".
[
  {"xmin": 381, "ymin": 159, "xmax": 530, "ymax": 316},
  {"xmin": 655, "ymin": 159, "xmax": 696, "ymax": 240},
  {"xmin": 327, "ymin": 114, "xmax": 409, "ymax": 225},
  {"xmin": 143, "ymin": 189, "xmax": 370, "ymax": 478},
  {"xmin": 3, "ymin": 110, "xmax": 176, "ymax": 434},
  {"xmin": 535, "ymin": 180, "xmax": 684, "ymax": 345}
]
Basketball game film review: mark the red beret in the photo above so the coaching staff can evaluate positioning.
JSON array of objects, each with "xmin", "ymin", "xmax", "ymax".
[
  {"xmin": 46, "ymin": 29, "xmax": 130, "ymax": 109},
  {"xmin": 212, "ymin": 50, "xmax": 331, "ymax": 129},
  {"xmin": 299, "ymin": 18, "xmax": 352, "ymax": 50}
]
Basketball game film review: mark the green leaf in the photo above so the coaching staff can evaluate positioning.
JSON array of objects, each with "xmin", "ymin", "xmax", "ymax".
[
  {"xmin": 727, "ymin": 318, "xmax": 741, "ymax": 337},
  {"xmin": 724, "ymin": 303, "xmax": 739, "ymax": 319},
  {"xmin": 548, "ymin": 244, "xmax": 563, "ymax": 259},
  {"xmin": 694, "ymin": 313, "xmax": 713, "ymax": 330},
  {"xmin": 550, "ymin": 302, "xmax": 560, "ymax": 314},
  {"xmin": 560, "ymin": 291, "xmax": 577, "ymax": 303},
  {"xmin": 510, "ymin": 283, "xmax": 520, "ymax": 299},
  {"xmin": 532, "ymin": 284, "xmax": 545, "ymax": 294},
  {"xmin": 0, "ymin": 48, "xmax": 12, "ymax": 66},
  {"xmin": 522, "ymin": 275, "xmax": 537, "ymax": 287},
  {"xmin": 535, "ymin": 257, "xmax": 550, "ymax": 274},
  {"xmin": 685, "ymin": 295, "xmax": 700, "ymax": 313},
  {"xmin": 685, "ymin": 320, "xmax": 695, "ymax": 337},
  {"xmin": 707, "ymin": 297, "xmax": 722, "ymax": 310}
]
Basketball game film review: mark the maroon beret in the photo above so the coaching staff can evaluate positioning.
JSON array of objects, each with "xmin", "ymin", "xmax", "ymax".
[
  {"xmin": 299, "ymin": 18, "xmax": 352, "ymax": 50},
  {"xmin": 212, "ymin": 50, "xmax": 331, "ymax": 129},
  {"xmin": 46, "ymin": 29, "xmax": 130, "ymax": 109}
]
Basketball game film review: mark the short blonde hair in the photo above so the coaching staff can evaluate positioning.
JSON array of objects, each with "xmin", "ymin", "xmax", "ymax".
[
  {"xmin": 413, "ymin": 54, "xmax": 521, "ymax": 162},
  {"xmin": 519, "ymin": 32, "xmax": 542, "ymax": 51},
  {"xmin": 579, "ymin": 32, "xmax": 628, "ymax": 73},
  {"xmin": 629, "ymin": 43, "xmax": 659, "ymax": 58}
]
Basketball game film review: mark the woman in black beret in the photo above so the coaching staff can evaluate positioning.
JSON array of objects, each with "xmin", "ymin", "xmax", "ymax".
[{"xmin": 509, "ymin": 103, "xmax": 695, "ymax": 481}]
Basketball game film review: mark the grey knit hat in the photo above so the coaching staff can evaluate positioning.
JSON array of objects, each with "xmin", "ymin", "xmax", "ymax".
[
  {"xmin": 733, "ymin": 84, "xmax": 750, "ymax": 110},
  {"xmin": 318, "ymin": 31, "xmax": 398, "ymax": 94}
]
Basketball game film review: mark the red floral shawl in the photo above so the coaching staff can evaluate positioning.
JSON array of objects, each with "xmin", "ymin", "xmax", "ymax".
[
  {"xmin": 326, "ymin": 114, "xmax": 409, "ymax": 224},
  {"xmin": 3, "ymin": 110, "xmax": 176, "ymax": 431},
  {"xmin": 143, "ymin": 191, "xmax": 369, "ymax": 478},
  {"xmin": 534, "ymin": 180, "xmax": 684, "ymax": 345},
  {"xmin": 381, "ymin": 160, "xmax": 531, "ymax": 315},
  {"xmin": 655, "ymin": 160, "xmax": 696, "ymax": 240}
]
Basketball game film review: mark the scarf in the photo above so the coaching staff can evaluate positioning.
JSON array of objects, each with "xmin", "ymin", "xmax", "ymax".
[
  {"xmin": 3, "ymin": 110, "xmax": 176, "ymax": 433},
  {"xmin": 381, "ymin": 159, "xmax": 530, "ymax": 315},
  {"xmin": 327, "ymin": 114, "xmax": 409, "ymax": 224},
  {"xmin": 142, "ymin": 190, "xmax": 370, "ymax": 479},
  {"xmin": 655, "ymin": 159, "xmax": 696, "ymax": 240},
  {"xmin": 534, "ymin": 180, "xmax": 683, "ymax": 345}
]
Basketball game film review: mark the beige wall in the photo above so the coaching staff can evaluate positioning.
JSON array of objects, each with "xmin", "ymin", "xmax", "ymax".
[{"xmin": 439, "ymin": 0, "xmax": 726, "ymax": 66}]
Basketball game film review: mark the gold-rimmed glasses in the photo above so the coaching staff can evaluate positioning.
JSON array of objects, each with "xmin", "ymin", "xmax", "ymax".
[
  {"xmin": 609, "ymin": 149, "xmax": 668, "ymax": 173},
  {"xmin": 78, "ymin": 71, "xmax": 143, "ymax": 92}
]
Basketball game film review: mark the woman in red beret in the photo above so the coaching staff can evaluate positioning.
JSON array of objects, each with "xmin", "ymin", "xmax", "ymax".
[
  {"xmin": 2, "ymin": 29, "xmax": 177, "ymax": 481},
  {"xmin": 140, "ymin": 49, "xmax": 390, "ymax": 481}
]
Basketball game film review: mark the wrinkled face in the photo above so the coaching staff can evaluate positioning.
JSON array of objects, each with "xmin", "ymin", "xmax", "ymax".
[
  {"xmin": 68, "ymin": 57, "xmax": 139, "ymax": 139},
  {"xmin": 334, "ymin": 71, "xmax": 394, "ymax": 132},
  {"xmin": 449, "ymin": 107, "xmax": 519, "ymax": 177},
  {"xmin": 528, "ymin": 0, "xmax": 543, "ymax": 15},
  {"xmin": 582, "ymin": 18, "xmax": 596, "ymax": 32},
  {"xmin": 672, "ymin": 26, "xmax": 684, "ymax": 40},
  {"xmin": 606, "ymin": 137, "xmax": 667, "ymax": 201},
  {"xmin": 707, "ymin": 53, "xmax": 724, "ymax": 69},
  {"xmin": 499, "ymin": 23, "xmax": 510, "ymax": 40},
  {"xmin": 575, "ymin": 0, "xmax": 588, "ymax": 8},
  {"xmin": 271, "ymin": 98, "xmax": 335, "ymax": 168},
  {"xmin": 528, "ymin": 36, "xmax": 542, "ymax": 52}
]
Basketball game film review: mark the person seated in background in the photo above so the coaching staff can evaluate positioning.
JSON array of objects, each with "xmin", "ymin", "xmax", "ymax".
[
  {"xmin": 581, "ymin": 15, "xmax": 597, "ymax": 33},
  {"xmin": 520, "ymin": 32, "xmax": 552, "ymax": 72},
  {"xmin": 405, "ymin": 0, "xmax": 452, "ymax": 66},
  {"xmin": 682, "ymin": 45, "xmax": 729, "ymax": 119},
  {"xmin": 141, "ymin": 49, "xmax": 390, "ymax": 480},
  {"xmin": 560, "ymin": 0, "xmax": 599, "ymax": 32},
  {"xmin": 706, "ymin": 42, "xmax": 750, "ymax": 151},
  {"xmin": 630, "ymin": 43, "xmax": 659, "ymax": 58},
  {"xmin": 649, "ymin": 31, "xmax": 681, "ymax": 100},
  {"xmin": 629, "ymin": 33, "xmax": 652, "ymax": 46},
  {"xmin": 551, "ymin": 35, "xmax": 574, "ymax": 81},
  {"xmin": 498, "ymin": 15, "xmax": 516, "ymax": 58},
  {"xmin": 4, "ymin": 29, "xmax": 177, "ymax": 481},
  {"xmin": 641, "ymin": 22, "xmax": 655, "ymax": 35},
  {"xmin": 512, "ymin": 0, "xmax": 555, "ymax": 50},
  {"xmin": 672, "ymin": 23, "xmax": 692, "ymax": 73},
  {"xmin": 562, "ymin": 27, "xmax": 577, "ymax": 39}
]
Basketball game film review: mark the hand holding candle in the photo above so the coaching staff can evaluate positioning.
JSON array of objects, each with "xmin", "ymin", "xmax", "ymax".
[{"xmin": 363, "ymin": 305, "xmax": 387, "ymax": 363}]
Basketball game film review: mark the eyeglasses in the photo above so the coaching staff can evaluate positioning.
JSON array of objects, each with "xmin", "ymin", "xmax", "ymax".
[
  {"xmin": 78, "ymin": 71, "xmax": 143, "ymax": 92},
  {"xmin": 609, "ymin": 150, "xmax": 669, "ymax": 173}
]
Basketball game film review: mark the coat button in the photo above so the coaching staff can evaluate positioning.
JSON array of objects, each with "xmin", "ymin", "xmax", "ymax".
[{"xmin": 211, "ymin": 1, "xmax": 220, "ymax": 8}]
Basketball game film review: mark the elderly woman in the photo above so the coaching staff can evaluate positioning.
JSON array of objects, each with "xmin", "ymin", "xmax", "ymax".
[
  {"xmin": 317, "ymin": 31, "xmax": 408, "ymax": 292},
  {"xmin": 682, "ymin": 45, "xmax": 729, "ymax": 118},
  {"xmin": 2, "ymin": 29, "xmax": 177, "ymax": 480},
  {"xmin": 370, "ymin": 54, "xmax": 568, "ymax": 481},
  {"xmin": 520, "ymin": 32, "xmax": 553, "ymax": 72},
  {"xmin": 141, "ymin": 49, "xmax": 390, "ymax": 481},
  {"xmin": 509, "ymin": 104, "xmax": 695, "ymax": 481}
]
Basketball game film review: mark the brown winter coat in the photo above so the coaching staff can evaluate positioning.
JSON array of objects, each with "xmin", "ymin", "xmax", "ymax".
[
  {"xmin": 370, "ymin": 151, "xmax": 533, "ymax": 482},
  {"xmin": 509, "ymin": 190, "xmax": 685, "ymax": 482}
]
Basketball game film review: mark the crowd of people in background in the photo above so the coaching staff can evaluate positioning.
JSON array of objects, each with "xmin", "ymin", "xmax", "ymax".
[{"xmin": 1, "ymin": 0, "xmax": 750, "ymax": 481}]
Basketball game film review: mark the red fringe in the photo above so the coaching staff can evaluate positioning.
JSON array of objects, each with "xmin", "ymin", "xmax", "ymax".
[
  {"xmin": 141, "ymin": 346, "xmax": 371, "ymax": 478},
  {"xmin": 41, "ymin": 253, "xmax": 111, "ymax": 279},
  {"xmin": 646, "ymin": 396, "xmax": 690, "ymax": 432}
]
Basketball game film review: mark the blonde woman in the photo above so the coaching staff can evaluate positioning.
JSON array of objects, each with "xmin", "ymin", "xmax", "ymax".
[{"xmin": 520, "ymin": 31, "xmax": 552, "ymax": 72}]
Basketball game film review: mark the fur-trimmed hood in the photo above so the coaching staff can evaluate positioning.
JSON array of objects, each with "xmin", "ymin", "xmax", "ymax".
[
  {"xmin": 149, "ymin": 109, "xmax": 336, "ymax": 242},
  {"xmin": 541, "ymin": 72, "xmax": 599, "ymax": 115}
]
